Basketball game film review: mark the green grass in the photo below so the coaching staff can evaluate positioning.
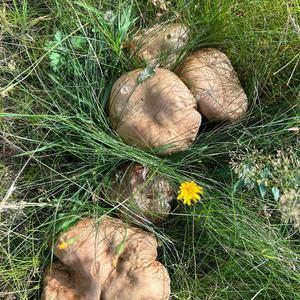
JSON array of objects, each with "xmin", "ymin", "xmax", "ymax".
[{"xmin": 1, "ymin": 0, "xmax": 300, "ymax": 299}]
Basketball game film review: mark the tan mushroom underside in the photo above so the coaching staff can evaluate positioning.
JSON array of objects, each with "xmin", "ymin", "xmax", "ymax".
[
  {"xmin": 128, "ymin": 23, "xmax": 188, "ymax": 68},
  {"xmin": 109, "ymin": 68, "xmax": 201, "ymax": 155},
  {"xmin": 176, "ymin": 48, "xmax": 248, "ymax": 121},
  {"xmin": 42, "ymin": 217, "xmax": 170, "ymax": 300},
  {"xmin": 110, "ymin": 163, "xmax": 174, "ymax": 224}
]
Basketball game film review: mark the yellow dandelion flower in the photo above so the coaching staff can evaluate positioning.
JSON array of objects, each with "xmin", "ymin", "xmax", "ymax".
[
  {"xmin": 177, "ymin": 181, "xmax": 204, "ymax": 206},
  {"xmin": 57, "ymin": 242, "xmax": 68, "ymax": 250}
]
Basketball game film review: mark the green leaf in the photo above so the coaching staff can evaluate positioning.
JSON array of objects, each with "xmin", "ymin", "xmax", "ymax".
[
  {"xmin": 115, "ymin": 227, "xmax": 127, "ymax": 256},
  {"xmin": 261, "ymin": 168, "xmax": 270, "ymax": 179},
  {"xmin": 115, "ymin": 239, "xmax": 126, "ymax": 256},
  {"xmin": 54, "ymin": 31, "xmax": 64, "ymax": 42},
  {"xmin": 49, "ymin": 52, "xmax": 62, "ymax": 71},
  {"xmin": 258, "ymin": 183, "xmax": 266, "ymax": 198},
  {"xmin": 44, "ymin": 40, "xmax": 53, "ymax": 50},
  {"xmin": 272, "ymin": 186, "xmax": 280, "ymax": 201},
  {"xmin": 116, "ymin": 5, "xmax": 137, "ymax": 45},
  {"xmin": 71, "ymin": 36, "xmax": 86, "ymax": 49},
  {"xmin": 233, "ymin": 179, "xmax": 243, "ymax": 194},
  {"xmin": 55, "ymin": 216, "xmax": 80, "ymax": 233},
  {"xmin": 137, "ymin": 66, "xmax": 156, "ymax": 84},
  {"xmin": 67, "ymin": 236, "xmax": 79, "ymax": 245}
]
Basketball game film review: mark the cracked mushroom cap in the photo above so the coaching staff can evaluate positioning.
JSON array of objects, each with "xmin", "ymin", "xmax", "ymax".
[
  {"xmin": 42, "ymin": 217, "xmax": 170, "ymax": 300},
  {"xmin": 110, "ymin": 163, "xmax": 174, "ymax": 224},
  {"xmin": 109, "ymin": 68, "xmax": 202, "ymax": 155},
  {"xmin": 128, "ymin": 23, "xmax": 189, "ymax": 69},
  {"xmin": 176, "ymin": 48, "xmax": 248, "ymax": 121}
]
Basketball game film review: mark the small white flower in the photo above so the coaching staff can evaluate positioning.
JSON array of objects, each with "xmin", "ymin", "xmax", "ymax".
[{"xmin": 104, "ymin": 10, "xmax": 115, "ymax": 23}]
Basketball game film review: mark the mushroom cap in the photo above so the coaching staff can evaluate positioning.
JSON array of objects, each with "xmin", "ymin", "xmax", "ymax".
[
  {"xmin": 109, "ymin": 68, "xmax": 201, "ymax": 155},
  {"xmin": 176, "ymin": 48, "xmax": 248, "ymax": 121},
  {"xmin": 42, "ymin": 262, "xmax": 80, "ymax": 300},
  {"xmin": 128, "ymin": 23, "xmax": 189, "ymax": 68},
  {"xmin": 42, "ymin": 217, "xmax": 170, "ymax": 300},
  {"xmin": 110, "ymin": 163, "xmax": 174, "ymax": 224}
]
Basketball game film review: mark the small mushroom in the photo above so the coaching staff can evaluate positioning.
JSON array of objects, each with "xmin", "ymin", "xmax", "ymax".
[
  {"xmin": 176, "ymin": 48, "xmax": 248, "ymax": 121},
  {"xmin": 42, "ymin": 217, "xmax": 170, "ymax": 300},
  {"xmin": 109, "ymin": 68, "xmax": 201, "ymax": 155},
  {"xmin": 110, "ymin": 163, "xmax": 174, "ymax": 224},
  {"xmin": 128, "ymin": 23, "xmax": 188, "ymax": 68}
]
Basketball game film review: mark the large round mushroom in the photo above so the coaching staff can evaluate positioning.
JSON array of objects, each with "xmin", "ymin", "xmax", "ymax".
[
  {"xmin": 128, "ymin": 23, "xmax": 188, "ymax": 69},
  {"xmin": 42, "ymin": 217, "xmax": 170, "ymax": 300},
  {"xmin": 176, "ymin": 48, "xmax": 248, "ymax": 121},
  {"xmin": 109, "ymin": 68, "xmax": 201, "ymax": 155}
]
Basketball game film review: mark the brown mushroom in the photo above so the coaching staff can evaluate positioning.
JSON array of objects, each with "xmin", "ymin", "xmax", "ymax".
[
  {"xmin": 109, "ymin": 68, "xmax": 201, "ymax": 155},
  {"xmin": 42, "ymin": 217, "xmax": 170, "ymax": 300},
  {"xmin": 128, "ymin": 23, "xmax": 188, "ymax": 68},
  {"xmin": 110, "ymin": 163, "xmax": 174, "ymax": 224},
  {"xmin": 176, "ymin": 48, "xmax": 248, "ymax": 121}
]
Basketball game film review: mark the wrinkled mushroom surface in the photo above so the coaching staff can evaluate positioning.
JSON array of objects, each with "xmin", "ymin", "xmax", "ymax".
[
  {"xmin": 176, "ymin": 48, "xmax": 248, "ymax": 121},
  {"xmin": 128, "ymin": 23, "xmax": 188, "ymax": 69},
  {"xmin": 111, "ymin": 163, "xmax": 174, "ymax": 224},
  {"xmin": 42, "ymin": 217, "xmax": 170, "ymax": 300},
  {"xmin": 109, "ymin": 68, "xmax": 201, "ymax": 155}
]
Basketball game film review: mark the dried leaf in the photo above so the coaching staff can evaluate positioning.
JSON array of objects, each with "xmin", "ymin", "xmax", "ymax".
[
  {"xmin": 287, "ymin": 127, "xmax": 299, "ymax": 134},
  {"xmin": 151, "ymin": 0, "xmax": 169, "ymax": 12}
]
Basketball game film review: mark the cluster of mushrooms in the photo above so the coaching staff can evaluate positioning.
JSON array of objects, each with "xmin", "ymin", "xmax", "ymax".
[{"xmin": 42, "ymin": 23, "xmax": 248, "ymax": 300}]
